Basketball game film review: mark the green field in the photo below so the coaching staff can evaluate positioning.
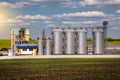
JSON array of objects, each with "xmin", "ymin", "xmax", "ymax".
[
  {"xmin": 0, "ymin": 40, "xmax": 11, "ymax": 50},
  {"xmin": 107, "ymin": 41, "xmax": 120, "ymax": 45},
  {"xmin": 0, "ymin": 39, "xmax": 120, "ymax": 51},
  {"xmin": 87, "ymin": 41, "xmax": 120, "ymax": 45},
  {"xmin": 0, "ymin": 58, "xmax": 120, "ymax": 80},
  {"xmin": 0, "ymin": 40, "xmax": 37, "ymax": 50}
]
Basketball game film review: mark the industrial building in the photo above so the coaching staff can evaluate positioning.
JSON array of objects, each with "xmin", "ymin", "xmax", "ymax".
[
  {"xmin": 10, "ymin": 28, "xmax": 38, "ymax": 56},
  {"xmin": 11, "ymin": 28, "xmax": 30, "ymax": 49},
  {"xmin": 9, "ymin": 21, "xmax": 120, "ymax": 56},
  {"xmin": 39, "ymin": 27, "xmax": 104, "ymax": 55},
  {"xmin": 38, "ymin": 21, "xmax": 108, "ymax": 55}
]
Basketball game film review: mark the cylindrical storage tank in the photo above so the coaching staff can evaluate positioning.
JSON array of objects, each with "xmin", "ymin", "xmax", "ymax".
[
  {"xmin": 93, "ymin": 28, "xmax": 104, "ymax": 54},
  {"xmin": 52, "ymin": 28, "xmax": 63, "ymax": 54},
  {"xmin": 76, "ymin": 28, "xmax": 87, "ymax": 54},
  {"xmin": 64, "ymin": 28, "xmax": 76, "ymax": 54},
  {"xmin": 38, "ymin": 38, "xmax": 44, "ymax": 55},
  {"xmin": 46, "ymin": 38, "xmax": 52, "ymax": 55}
]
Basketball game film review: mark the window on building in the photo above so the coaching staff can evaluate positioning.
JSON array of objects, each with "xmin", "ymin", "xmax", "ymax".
[
  {"xmin": 23, "ymin": 49, "xmax": 27, "ymax": 51},
  {"xmin": 29, "ymin": 49, "xmax": 33, "ymax": 51}
]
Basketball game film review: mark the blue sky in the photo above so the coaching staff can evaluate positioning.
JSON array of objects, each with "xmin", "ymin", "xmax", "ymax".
[{"xmin": 0, "ymin": 0, "xmax": 120, "ymax": 39}]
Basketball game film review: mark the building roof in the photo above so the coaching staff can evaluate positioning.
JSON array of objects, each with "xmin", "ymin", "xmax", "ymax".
[
  {"xmin": 11, "ymin": 28, "xmax": 29, "ymax": 35},
  {"xmin": 16, "ymin": 45, "xmax": 38, "ymax": 49}
]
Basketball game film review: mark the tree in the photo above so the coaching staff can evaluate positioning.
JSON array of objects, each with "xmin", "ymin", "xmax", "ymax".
[{"xmin": 0, "ymin": 48, "xmax": 8, "ymax": 51}]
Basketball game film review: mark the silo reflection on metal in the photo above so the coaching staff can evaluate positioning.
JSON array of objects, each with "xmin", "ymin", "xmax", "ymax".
[
  {"xmin": 64, "ymin": 28, "xmax": 75, "ymax": 54},
  {"xmin": 46, "ymin": 38, "xmax": 52, "ymax": 55},
  {"xmin": 38, "ymin": 38, "xmax": 43, "ymax": 55},
  {"xmin": 52, "ymin": 28, "xmax": 63, "ymax": 54},
  {"xmin": 93, "ymin": 28, "xmax": 104, "ymax": 54},
  {"xmin": 76, "ymin": 28, "xmax": 87, "ymax": 54}
]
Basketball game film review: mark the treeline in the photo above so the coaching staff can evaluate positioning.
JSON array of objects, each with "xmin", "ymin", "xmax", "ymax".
[
  {"xmin": 0, "ymin": 48, "xmax": 9, "ymax": 51},
  {"xmin": 87, "ymin": 38, "xmax": 120, "ymax": 41},
  {"xmin": 107, "ymin": 38, "xmax": 120, "ymax": 41}
]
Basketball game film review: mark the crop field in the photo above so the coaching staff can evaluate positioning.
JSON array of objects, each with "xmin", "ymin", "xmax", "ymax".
[
  {"xmin": 0, "ymin": 58, "xmax": 120, "ymax": 80},
  {"xmin": 0, "ymin": 40, "xmax": 11, "ymax": 50}
]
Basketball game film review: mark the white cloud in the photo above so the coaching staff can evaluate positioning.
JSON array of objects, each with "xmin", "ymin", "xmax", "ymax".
[
  {"xmin": 79, "ymin": 0, "xmax": 120, "ymax": 7},
  {"xmin": 79, "ymin": 0, "xmax": 99, "ymax": 7},
  {"xmin": 0, "ymin": 19, "xmax": 24, "ymax": 23},
  {"xmin": 44, "ymin": 21, "xmax": 53, "ymax": 24},
  {"xmin": 0, "ymin": 0, "xmax": 120, "ymax": 8},
  {"xmin": 0, "ymin": 0, "xmax": 78, "ymax": 8},
  {"xmin": 0, "ymin": 18, "xmax": 31, "ymax": 26},
  {"xmin": 116, "ymin": 10, "xmax": 120, "ymax": 14},
  {"xmin": 19, "ymin": 23, "xmax": 30, "ymax": 26},
  {"xmin": 62, "ymin": 22, "xmax": 81, "ymax": 25},
  {"xmin": 107, "ymin": 0, "xmax": 120, "ymax": 4},
  {"xmin": 60, "ymin": 0, "xmax": 78, "ymax": 8},
  {"xmin": 0, "ymin": 2, "xmax": 14, "ymax": 8},
  {"xmin": 0, "ymin": 2, "xmax": 30, "ymax": 8},
  {"xmin": 62, "ymin": 21, "xmax": 99, "ymax": 25},
  {"xmin": 53, "ymin": 11, "xmax": 106, "ymax": 18},
  {"xmin": 7, "ymin": 19, "xmax": 24, "ymax": 23},
  {"xmin": 16, "ymin": 14, "xmax": 48, "ymax": 20},
  {"xmin": 47, "ymin": 24, "xmax": 56, "ymax": 27},
  {"xmin": 32, "ymin": 21, "xmax": 37, "ymax": 23},
  {"xmin": 112, "ymin": 27, "xmax": 120, "ymax": 30}
]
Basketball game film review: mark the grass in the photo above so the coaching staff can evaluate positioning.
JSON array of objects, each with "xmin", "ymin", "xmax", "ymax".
[
  {"xmin": 107, "ymin": 41, "xmax": 120, "ymax": 45},
  {"xmin": 87, "ymin": 41, "xmax": 120, "ymax": 45},
  {"xmin": 0, "ymin": 40, "xmax": 37, "ymax": 50},
  {"xmin": 29, "ymin": 40, "xmax": 38, "ymax": 44},
  {"xmin": 0, "ymin": 39, "xmax": 120, "ymax": 50},
  {"xmin": 29, "ymin": 40, "xmax": 120, "ymax": 45},
  {"xmin": 0, "ymin": 39, "xmax": 11, "ymax": 50},
  {"xmin": 0, "ymin": 58, "xmax": 120, "ymax": 80}
]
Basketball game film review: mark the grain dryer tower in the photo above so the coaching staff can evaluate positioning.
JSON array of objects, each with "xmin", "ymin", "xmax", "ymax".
[
  {"xmin": 93, "ymin": 28, "xmax": 104, "ymax": 54},
  {"xmin": 64, "ymin": 28, "xmax": 76, "ymax": 54},
  {"xmin": 76, "ymin": 28, "xmax": 87, "ymax": 54},
  {"xmin": 52, "ymin": 28, "xmax": 63, "ymax": 54},
  {"xmin": 38, "ymin": 29, "xmax": 46, "ymax": 55}
]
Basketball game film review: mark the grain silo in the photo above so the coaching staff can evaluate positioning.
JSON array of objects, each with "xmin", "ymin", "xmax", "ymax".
[
  {"xmin": 64, "ymin": 28, "xmax": 76, "ymax": 54},
  {"xmin": 93, "ymin": 28, "xmax": 104, "ymax": 54},
  {"xmin": 38, "ymin": 38, "xmax": 43, "ymax": 55},
  {"xmin": 46, "ymin": 38, "xmax": 52, "ymax": 55},
  {"xmin": 76, "ymin": 28, "xmax": 87, "ymax": 54},
  {"xmin": 52, "ymin": 28, "xmax": 63, "ymax": 54}
]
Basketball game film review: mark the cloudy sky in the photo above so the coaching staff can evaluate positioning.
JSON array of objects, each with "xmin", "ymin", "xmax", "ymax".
[{"xmin": 0, "ymin": 0, "xmax": 120, "ymax": 39}]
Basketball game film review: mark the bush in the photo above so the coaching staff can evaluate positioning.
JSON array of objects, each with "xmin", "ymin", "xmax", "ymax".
[{"xmin": 0, "ymin": 48, "xmax": 8, "ymax": 51}]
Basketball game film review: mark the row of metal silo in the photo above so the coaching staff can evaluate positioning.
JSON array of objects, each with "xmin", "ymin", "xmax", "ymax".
[
  {"xmin": 52, "ymin": 28, "xmax": 87, "ymax": 55},
  {"xmin": 38, "ymin": 27, "xmax": 105, "ymax": 55},
  {"xmin": 52, "ymin": 27, "xmax": 105, "ymax": 55}
]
